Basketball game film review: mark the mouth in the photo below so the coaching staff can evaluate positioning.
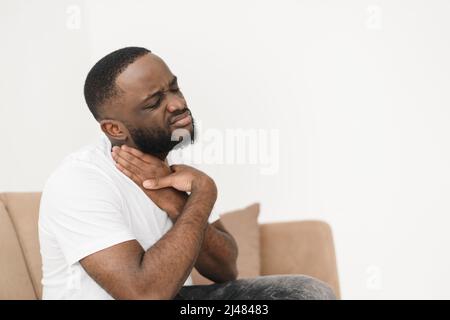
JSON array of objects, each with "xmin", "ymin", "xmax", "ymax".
[{"xmin": 170, "ymin": 110, "xmax": 192, "ymax": 128}]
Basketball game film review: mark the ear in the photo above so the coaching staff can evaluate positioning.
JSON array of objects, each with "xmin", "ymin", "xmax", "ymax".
[{"xmin": 100, "ymin": 119, "xmax": 128, "ymax": 142}]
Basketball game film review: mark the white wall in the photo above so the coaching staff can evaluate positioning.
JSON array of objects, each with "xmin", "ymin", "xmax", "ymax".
[{"xmin": 1, "ymin": 0, "xmax": 450, "ymax": 299}]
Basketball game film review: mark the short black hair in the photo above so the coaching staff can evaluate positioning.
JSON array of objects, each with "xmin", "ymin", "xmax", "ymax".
[{"xmin": 84, "ymin": 46, "xmax": 151, "ymax": 121}]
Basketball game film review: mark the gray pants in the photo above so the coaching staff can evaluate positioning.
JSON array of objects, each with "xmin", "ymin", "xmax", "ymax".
[{"xmin": 176, "ymin": 274, "xmax": 336, "ymax": 300}]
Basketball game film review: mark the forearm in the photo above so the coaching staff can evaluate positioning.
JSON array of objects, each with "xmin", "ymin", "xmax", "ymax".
[
  {"xmin": 163, "ymin": 191, "xmax": 238, "ymax": 282},
  {"xmin": 194, "ymin": 224, "xmax": 239, "ymax": 282},
  {"xmin": 145, "ymin": 188, "xmax": 188, "ymax": 221},
  {"xmin": 138, "ymin": 181, "xmax": 216, "ymax": 299}
]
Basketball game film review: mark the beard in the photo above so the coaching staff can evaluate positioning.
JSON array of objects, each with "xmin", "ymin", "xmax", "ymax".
[{"xmin": 126, "ymin": 115, "xmax": 196, "ymax": 155}]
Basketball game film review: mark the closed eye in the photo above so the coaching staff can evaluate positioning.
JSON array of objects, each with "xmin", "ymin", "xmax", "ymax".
[
  {"xmin": 144, "ymin": 87, "xmax": 181, "ymax": 110},
  {"xmin": 145, "ymin": 95, "xmax": 163, "ymax": 109}
]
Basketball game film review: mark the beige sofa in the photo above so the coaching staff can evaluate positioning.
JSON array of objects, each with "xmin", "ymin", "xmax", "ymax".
[{"xmin": 0, "ymin": 192, "xmax": 340, "ymax": 299}]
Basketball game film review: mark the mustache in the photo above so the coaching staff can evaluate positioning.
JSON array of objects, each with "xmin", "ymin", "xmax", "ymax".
[{"xmin": 169, "ymin": 108, "xmax": 192, "ymax": 125}]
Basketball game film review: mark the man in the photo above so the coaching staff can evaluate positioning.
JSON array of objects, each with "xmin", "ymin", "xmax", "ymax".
[{"xmin": 38, "ymin": 46, "xmax": 336, "ymax": 300}]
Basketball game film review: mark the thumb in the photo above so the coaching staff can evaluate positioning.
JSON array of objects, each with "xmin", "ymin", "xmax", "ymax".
[{"xmin": 143, "ymin": 176, "xmax": 173, "ymax": 190}]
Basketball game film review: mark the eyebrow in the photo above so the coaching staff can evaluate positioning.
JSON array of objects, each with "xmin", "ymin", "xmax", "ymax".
[{"xmin": 139, "ymin": 76, "xmax": 178, "ymax": 106}]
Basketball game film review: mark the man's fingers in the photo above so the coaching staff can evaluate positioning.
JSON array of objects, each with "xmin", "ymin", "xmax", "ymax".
[
  {"xmin": 116, "ymin": 146, "xmax": 165, "ymax": 175},
  {"xmin": 112, "ymin": 150, "xmax": 146, "ymax": 181},
  {"xmin": 116, "ymin": 146, "xmax": 147, "ymax": 169},
  {"xmin": 115, "ymin": 162, "xmax": 141, "ymax": 186},
  {"xmin": 122, "ymin": 144, "xmax": 161, "ymax": 165},
  {"xmin": 121, "ymin": 144, "xmax": 145, "ymax": 158},
  {"xmin": 143, "ymin": 175, "xmax": 173, "ymax": 190}
]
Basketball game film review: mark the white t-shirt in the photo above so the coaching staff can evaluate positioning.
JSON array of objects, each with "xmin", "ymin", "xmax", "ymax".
[{"xmin": 38, "ymin": 132, "xmax": 220, "ymax": 300}]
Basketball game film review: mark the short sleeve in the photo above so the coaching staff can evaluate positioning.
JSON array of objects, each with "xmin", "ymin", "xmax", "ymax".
[{"xmin": 41, "ymin": 162, "xmax": 136, "ymax": 265}]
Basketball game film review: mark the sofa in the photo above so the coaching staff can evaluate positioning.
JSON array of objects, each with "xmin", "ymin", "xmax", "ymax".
[{"xmin": 0, "ymin": 192, "xmax": 340, "ymax": 299}]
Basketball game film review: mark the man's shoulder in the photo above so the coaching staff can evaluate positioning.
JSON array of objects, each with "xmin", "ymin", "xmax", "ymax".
[
  {"xmin": 40, "ymin": 153, "xmax": 122, "ymax": 222},
  {"xmin": 63, "ymin": 135, "xmax": 110, "ymax": 168},
  {"xmin": 46, "ymin": 158, "xmax": 104, "ymax": 186},
  {"xmin": 43, "ymin": 136, "xmax": 115, "ymax": 196}
]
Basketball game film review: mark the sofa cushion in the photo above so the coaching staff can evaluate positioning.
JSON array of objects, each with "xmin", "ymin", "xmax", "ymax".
[
  {"xmin": 259, "ymin": 220, "xmax": 340, "ymax": 298},
  {"xmin": 191, "ymin": 203, "xmax": 260, "ymax": 285},
  {"xmin": 0, "ymin": 198, "xmax": 37, "ymax": 299},
  {"xmin": 1, "ymin": 193, "xmax": 43, "ymax": 299}
]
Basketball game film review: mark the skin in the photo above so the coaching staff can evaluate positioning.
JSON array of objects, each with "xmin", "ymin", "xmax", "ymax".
[{"xmin": 80, "ymin": 53, "xmax": 239, "ymax": 299}]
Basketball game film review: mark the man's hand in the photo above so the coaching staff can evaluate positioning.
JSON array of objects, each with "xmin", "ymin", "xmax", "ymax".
[
  {"xmin": 80, "ymin": 159, "xmax": 218, "ymax": 300},
  {"xmin": 111, "ymin": 145, "xmax": 237, "ymax": 285},
  {"xmin": 143, "ymin": 164, "xmax": 215, "ymax": 193},
  {"xmin": 111, "ymin": 145, "xmax": 187, "ymax": 220},
  {"xmin": 112, "ymin": 144, "xmax": 170, "ymax": 181}
]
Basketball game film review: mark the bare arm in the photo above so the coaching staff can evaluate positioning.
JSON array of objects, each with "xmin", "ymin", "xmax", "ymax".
[
  {"xmin": 162, "ymin": 191, "xmax": 238, "ymax": 283},
  {"xmin": 112, "ymin": 145, "xmax": 239, "ymax": 282},
  {"xmin": 80, "ymin": 175, "xmax": 217, "ymax": 300},
  {"xmin": 195, "ymin": 219, "xmax": 239, "ymax": 282}
]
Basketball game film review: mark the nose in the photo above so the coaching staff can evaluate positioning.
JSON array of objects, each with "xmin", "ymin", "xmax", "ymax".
[{"xmin": 166, "ymin": 93, "xmax": 186, "ymax": 113}]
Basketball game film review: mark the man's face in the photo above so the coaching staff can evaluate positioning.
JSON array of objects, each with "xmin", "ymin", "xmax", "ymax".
[{"xmin": 106, "ymin": 53, "xmax": 194, "ymax": 155}]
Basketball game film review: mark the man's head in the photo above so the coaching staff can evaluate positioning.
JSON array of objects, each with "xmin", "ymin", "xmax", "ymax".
[{"xmin": 84, "ymin": 47, "xmax": 194, "ymax": 158}]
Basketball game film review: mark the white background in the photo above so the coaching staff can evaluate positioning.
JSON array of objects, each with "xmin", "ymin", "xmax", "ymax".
[{"xmin": 1, "ymin": 0, "xmax": 450, "ymax": 299}]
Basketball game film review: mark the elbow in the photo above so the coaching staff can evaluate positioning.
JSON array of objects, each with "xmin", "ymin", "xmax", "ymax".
[
  {"xmin": 136, "ymin": 283, "xmax": 178, "ymax": 300},
  {"xmin": 220, "ymin": 242, "xmax": 239, "ymax": 282},
  {"xmin": 228, "ymin": 242, "xmax": 239, "ymax": 281},
  {"xmin": 125, "ymin": 279, "xmax": 175, "ymax": 300},
  {"xmin": 129, "ymin": 288, "xmax": 173, "ymax": 300},
  {"xmin": 215, "ymin": 262, "xmax": 239, "ymax": 283},
  {"xmin": 227, "ymin": 265, "xmax": 239, "ymax": 282}
]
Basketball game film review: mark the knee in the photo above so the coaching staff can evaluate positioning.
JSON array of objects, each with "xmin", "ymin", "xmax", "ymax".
[
  {"xmin": 261, "ymin": 275, "xmax": 337, "ymax": 300},
  {"xmin": 295, "ymin": 275, "xmax": 336, "ymax": 300}
]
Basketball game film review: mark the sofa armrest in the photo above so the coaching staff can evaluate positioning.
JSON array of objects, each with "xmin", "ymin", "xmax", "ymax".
[{"xmin": 259, "ymin": 220, "xmax": 340, "ymax": 298}]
